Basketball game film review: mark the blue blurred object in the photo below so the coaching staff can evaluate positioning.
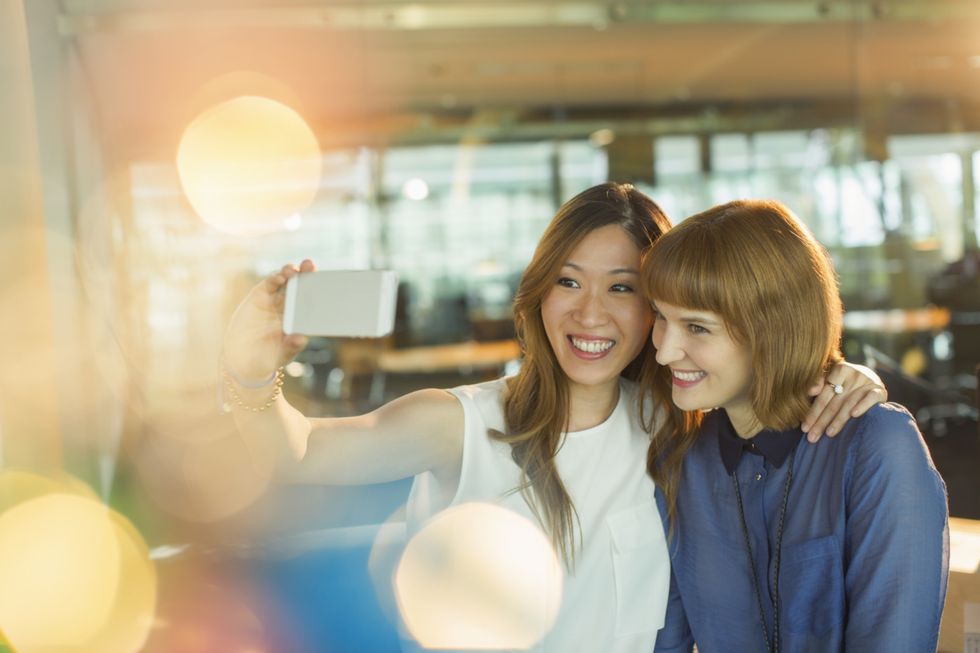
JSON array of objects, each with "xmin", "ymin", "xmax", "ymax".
[{"xmin": 255, "ymin": 543, "xmax": 402, "ymax": 653}]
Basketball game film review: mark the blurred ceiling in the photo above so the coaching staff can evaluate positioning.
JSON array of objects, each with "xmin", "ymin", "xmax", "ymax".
[{"xmin": 38, "ymin": 0, "xmax": 980, "ymax": 158}]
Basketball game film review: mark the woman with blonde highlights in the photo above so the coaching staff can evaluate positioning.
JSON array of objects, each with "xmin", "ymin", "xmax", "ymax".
[
  {"xmin": 645, "ymin": 200, "xmax": 948, "ymax": 652},
  {"xmin": 222, "ymin": 185, "xmax": 886, "ymax": 651}
]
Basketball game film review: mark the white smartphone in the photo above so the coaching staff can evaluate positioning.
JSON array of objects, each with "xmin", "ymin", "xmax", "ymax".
[{"xmin": 283, "ymin": 270, "xmax": 399, "ymax": 337}]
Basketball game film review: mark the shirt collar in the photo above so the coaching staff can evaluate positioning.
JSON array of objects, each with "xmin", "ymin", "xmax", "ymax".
[{"xmin": 705, "ymin": 409, "xmax": 804, "ymax": 475}]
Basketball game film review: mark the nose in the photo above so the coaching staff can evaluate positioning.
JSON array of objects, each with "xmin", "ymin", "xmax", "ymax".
[
  {"xmin": 652, "ymin": 321, "xmax": 682, "ymax": 366},
  {"xmin": 572, "ymin": 288, "xmax": 609, "ymax": 328}
]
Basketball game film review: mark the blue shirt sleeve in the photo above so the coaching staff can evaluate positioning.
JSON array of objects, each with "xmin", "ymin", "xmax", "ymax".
[
  {"xmin": 843, "ymin": 404, "xmax": 949, "ymax": 652},
  {"xmin": 653, "ymin": 570, "xmax": 694, "ymax": 653}
]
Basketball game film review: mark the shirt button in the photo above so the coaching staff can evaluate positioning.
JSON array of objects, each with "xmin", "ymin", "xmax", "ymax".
[{"xmin": 755, "ymin": 473, "xmax": 763, "ymax": 481}]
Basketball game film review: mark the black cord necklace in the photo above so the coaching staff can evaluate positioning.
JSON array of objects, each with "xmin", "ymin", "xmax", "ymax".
[{"xmin": 731, "ymin": 448, "xmax": 796, "ymax": 653}]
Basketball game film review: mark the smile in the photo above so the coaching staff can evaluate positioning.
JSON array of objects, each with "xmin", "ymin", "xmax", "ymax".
[
  {"xmin": 569, "ymin": 336, "xmax": 615, "ymax": 355},
  {"xmin": 671, "ymin": 369, "xmax": 706, "ymax": 387}
]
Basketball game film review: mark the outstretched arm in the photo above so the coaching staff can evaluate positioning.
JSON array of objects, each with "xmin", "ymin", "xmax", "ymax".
[{"xmin": 223, "ymin": 260, "xmax": 464, "ymax": 486}]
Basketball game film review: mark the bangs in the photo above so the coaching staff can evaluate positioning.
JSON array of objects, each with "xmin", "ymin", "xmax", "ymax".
[{"xmin": 642, "ymin": 222, "xmax": 734, "ymax": 319}]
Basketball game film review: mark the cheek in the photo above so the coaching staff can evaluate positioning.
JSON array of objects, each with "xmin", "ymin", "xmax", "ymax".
[
  {"xmin": 737, "ymin": 353, "xmax": 755, "ymax": 386},
  {"xmin": 540, "ymin": 296, "xmax": 563, "ymax": 342}
]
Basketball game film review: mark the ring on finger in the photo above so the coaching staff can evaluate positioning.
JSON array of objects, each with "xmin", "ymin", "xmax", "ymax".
[{"xmin": 826, "ymin": 380, "xmax": 844, "ymax": 395}]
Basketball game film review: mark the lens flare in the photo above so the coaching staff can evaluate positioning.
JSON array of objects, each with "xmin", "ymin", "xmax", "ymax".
[
  {"xmin": 395, "ymin": 502, "xmax": 563, "ymax": 649},
  {"xmin": 0, "ymin": 469, "xmax": 98, "ymax": 511},
  {"xmin": 141, "ymin": 568, "xmax": 269, "ymax": 653},
  {"xmin": 0, "ymin": 494, "xmax": 120, "ymax": 647},
  {"xmin": 135, "ymin": 412, "xmax": 275, "ymax": 523},
  {"xmin": 176, "ymin": 95, "xmax": 322, "ymax": 235},
  {"xmin": 0, "ymin": 477, "xmax": 157, "ymax": 653}
]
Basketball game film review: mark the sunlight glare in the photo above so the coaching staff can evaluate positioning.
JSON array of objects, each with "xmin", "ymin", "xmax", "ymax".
[
  {"xmin": 395, "ymin": 502, "xmax": 563, "ymax": 650},
  {"xmin": 177, "ymin": 96, "xmax": 322, "ymax": 236},
  {"xmin": 0, "ymin": 494, "xmax": 120, "ymax": 647}
]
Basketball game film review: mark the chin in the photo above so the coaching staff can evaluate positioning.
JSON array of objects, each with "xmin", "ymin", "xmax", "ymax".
[
  {"xmin": 670, "ymin": 391, "xmax": 706, "ymax": 412},
  {"xmin": 565, "ymin": 367, "xmax": 619, "ymax": 389}
]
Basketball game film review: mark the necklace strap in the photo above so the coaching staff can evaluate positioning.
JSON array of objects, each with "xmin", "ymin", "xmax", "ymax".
[{"xmin": 731, "ymin": 449, "xmax": 796, "ymax": 653}]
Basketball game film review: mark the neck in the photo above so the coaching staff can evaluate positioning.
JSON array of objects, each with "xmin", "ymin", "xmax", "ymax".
[
  {"xmin": 567, "ymin": 380, "xmax": 620, "ymax": 432},
  {"xmin": 725, "ymin": 406, "xmax": 763, "ymax": 439}
]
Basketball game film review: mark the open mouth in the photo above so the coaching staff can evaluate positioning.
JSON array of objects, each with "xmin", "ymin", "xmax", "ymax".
[
  {"xmin": 569, "ymin": 336, "xmax": 615, "ymax": 354},
  {"xmin": 671, "ymin": 369, "xmax": 706, "ymax": 387}
]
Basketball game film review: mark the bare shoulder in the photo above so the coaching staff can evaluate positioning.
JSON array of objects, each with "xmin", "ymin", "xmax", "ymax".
[{"xmin": 374, "ymin": 388, "xmax": 465, "ymax": 476}]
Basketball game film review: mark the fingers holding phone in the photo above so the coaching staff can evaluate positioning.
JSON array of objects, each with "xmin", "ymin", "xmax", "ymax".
[
  {"xmin": 224, "ymin": 261, "xmax": 315, "ymax": 383},
  {"xmin": 224, "ymin": 262, "xmax": 398, "ymax": 385},
  {"xmin": 262, "ymin": 259, "xmax": 317, "ymax": 310}
]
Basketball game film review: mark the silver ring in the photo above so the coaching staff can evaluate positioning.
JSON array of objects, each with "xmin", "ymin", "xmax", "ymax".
[{"xmin": 826, "ymin": 380, "xmax": 844, "ymax": 395}]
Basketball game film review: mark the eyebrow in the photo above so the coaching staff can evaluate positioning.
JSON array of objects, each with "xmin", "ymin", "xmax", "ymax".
[
  {"xmin": 562, "ymin": 261, "xmax": 639, "ymax": 275},
  {"xmin": 651, "ymin": 303, "xmax": 722, "ymax": 326}
]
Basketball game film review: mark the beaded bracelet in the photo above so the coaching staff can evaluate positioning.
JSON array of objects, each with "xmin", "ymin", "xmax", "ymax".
[{"xmin": 221, "ymin": 365, "xmax": 285, "ymax": 412}]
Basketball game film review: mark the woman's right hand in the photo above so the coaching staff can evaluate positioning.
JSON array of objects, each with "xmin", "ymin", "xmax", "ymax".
[{"xmin": 223, "ymin": 259, "xmax": 316, "ymax": 384}]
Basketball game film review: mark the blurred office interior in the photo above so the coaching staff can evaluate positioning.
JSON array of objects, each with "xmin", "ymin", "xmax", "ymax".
[{"xmin": 2, "ymin": 1, "xmax": 980, "ymax": 651}]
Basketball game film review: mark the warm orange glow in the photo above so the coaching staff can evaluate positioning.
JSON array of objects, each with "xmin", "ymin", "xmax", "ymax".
[
  {"xmin": 140, "ymin": 570, "xmax": 267, "ymax": 653},
  {"xmin": 395, "ymin": 502, "xmax": 563, "ymax": 649},
  {"xmin": 135, "ymin": 412, "xmax": 275, "ymax": 523},
  {"xmin": 176, "ymin": 95, "xmax": 322, "ymax": 235},
  {"xmin": 950, "ymin": 517, "xmax": 980, "ymax": 574}
]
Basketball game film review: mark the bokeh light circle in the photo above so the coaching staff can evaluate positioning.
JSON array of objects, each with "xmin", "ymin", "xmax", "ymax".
[
  {"xmin": 135, "ymin": 412, "xmax": 275, "ymax": 524},
  {"xmin": 0, "ymin": 477, "xmax": 157, "ymax": 653},
  {"xmin": 84, "ymin": 509, "xmax": 158, "ymax": 653},
  {"xmin": 176, "ymin": 95, "xmax": 322, "ymax": 235},
  {"xmin": 0, "ymin": 494, "xmax": 120, "ymax": 647},
  {"xmin": 395, "ymin": 502, "xmax": 563, "ymax": 649},
  {"xmin": 0, "ymin": 469, "xmax": 98, "ymax": 511}
]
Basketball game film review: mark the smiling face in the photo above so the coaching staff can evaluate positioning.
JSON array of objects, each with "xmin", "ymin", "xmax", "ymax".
[
  {"xmin": 540, "ymin": 224, "xmax": 653, "ymax": 397},
  {"xmin": 650, "ymin": 299, "xmax": 758, "ymax": 436}
]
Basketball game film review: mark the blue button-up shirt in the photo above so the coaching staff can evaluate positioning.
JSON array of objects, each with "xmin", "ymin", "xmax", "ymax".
[{"xmin": 654, "ymin": 403, "xmax": 949, "ymax": 653}]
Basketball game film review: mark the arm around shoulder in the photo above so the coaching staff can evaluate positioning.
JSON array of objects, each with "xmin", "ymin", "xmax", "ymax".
[{"xmin": 843, "ymin": 403, "xmax": 949, "ymax": 651}]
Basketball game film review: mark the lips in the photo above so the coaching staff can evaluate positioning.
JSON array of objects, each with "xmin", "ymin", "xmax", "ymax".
[
  {"xmin": 671, "ymin": 369, "xmax": 706, "ymax": 388},
  {"xmin": 567, "ymin": 335, "xmax": 615, "ymax": 359}
]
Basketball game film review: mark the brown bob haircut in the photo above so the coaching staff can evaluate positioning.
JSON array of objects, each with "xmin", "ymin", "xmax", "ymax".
[{"xmin": 642, "ymin": 200, "xmax": 843, "ymax": 519}]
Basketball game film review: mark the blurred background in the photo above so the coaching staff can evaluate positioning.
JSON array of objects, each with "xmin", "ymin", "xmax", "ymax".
[{"xmin": 2, "ymin": 0, "xmax": 979, "ymax": 651}]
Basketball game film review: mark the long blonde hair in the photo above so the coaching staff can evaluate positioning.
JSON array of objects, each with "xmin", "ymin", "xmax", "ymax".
[
  {"xmin": 492, "ymin": 182, "xmax": 676, "ymax": 565},
  {"xmin": 642, "ymin": 199, "xmax": 843, "ymax": 526}
]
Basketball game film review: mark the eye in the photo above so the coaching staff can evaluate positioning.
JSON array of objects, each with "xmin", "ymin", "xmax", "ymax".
[
  {"xmin": 556, "ymin": 277, "xmax": 580, "ymax": 289},
  {"xmin": 688, "ymin": 323, "xmax": 710, "ymax": 335},
  {"xmin": 610, "ymin": 283, "xmax": 634, "ymax": 293}
]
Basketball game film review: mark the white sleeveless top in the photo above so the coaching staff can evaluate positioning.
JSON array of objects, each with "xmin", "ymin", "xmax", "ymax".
[{"xmin": 404, "ymin": 377, "xmax": 670, "ymax": 652}]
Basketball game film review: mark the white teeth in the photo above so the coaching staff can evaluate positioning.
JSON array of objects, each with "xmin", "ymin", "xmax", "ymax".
[
  {"xmin": 571, "ymin": 337, "xmax": 614, "ymax": 354},
  {"xmin": 673, "ymin": 370, "xmax": 705, "ymax": 382}
]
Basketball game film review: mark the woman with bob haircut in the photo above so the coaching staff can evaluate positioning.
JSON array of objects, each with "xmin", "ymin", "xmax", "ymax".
[
  {"xmin": 645, "ymin": 199, "xmax": 949, "ymax": 653},
  {"xmin": 222, "ymin": 184, "xmax": 885, "ymax": 651}
]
